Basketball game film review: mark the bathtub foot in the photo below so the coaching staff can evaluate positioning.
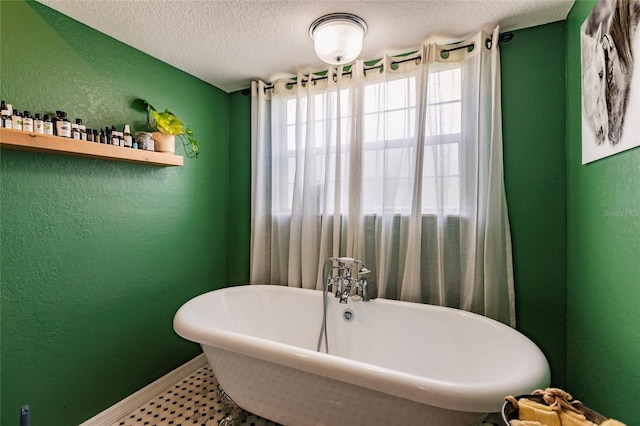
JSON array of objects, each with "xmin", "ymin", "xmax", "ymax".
[{"xmin": 217, "ymin": 384, "xmax": 246, "ymax": 426}]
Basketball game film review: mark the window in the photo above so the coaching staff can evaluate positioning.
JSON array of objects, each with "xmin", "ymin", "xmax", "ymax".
[{"xmin": 277, "ymin": 65, "xmax": 462, "ymax": 215}]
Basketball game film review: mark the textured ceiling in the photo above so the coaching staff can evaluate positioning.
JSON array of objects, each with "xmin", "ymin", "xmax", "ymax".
[{"xmin": 37, "ymin": 0, "xmax": 574, "ymax": 93}]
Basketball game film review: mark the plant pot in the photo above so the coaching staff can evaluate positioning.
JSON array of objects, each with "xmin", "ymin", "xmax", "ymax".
[{"xmin": 152, "ymin": 132, "xmax": 176, "ymax": 154}]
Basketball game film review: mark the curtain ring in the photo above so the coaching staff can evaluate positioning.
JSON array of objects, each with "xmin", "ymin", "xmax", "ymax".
[
  {"xmin": 485, "ymin": 37, "xmax": 492, "ymax": 49},
  {"xmin": 333, "ymin": 72, "xmax": 338, "ymax": 83},
  {"xmin": 415, "ymin": 56, "xmax": 421, "ymax": 65}
]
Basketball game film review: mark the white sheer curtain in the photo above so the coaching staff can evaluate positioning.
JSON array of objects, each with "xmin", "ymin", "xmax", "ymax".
[{"xmin": 251, "ymin": 27, "xmax": 515, "ymax": 326}]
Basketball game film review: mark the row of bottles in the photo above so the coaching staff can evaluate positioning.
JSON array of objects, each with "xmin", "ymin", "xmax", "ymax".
[
  {"xmin": 1, "ymin": 101, "xmax": 51, "ymax": 134},
  {"xmin": 1, "ymin": 100, "xmax": 150, "ymax": 150}
]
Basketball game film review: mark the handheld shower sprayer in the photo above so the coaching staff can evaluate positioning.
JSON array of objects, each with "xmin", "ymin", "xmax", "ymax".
[
  {"xmin": 357, "ymin": 265, "xmax": 371, "ymax": 275},
  {"xmin": 329, "ymin": 257, "xmax": 370, "ymax": 275}
]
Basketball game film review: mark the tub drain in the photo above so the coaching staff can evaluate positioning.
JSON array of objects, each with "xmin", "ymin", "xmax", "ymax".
[{"xmin": 342, "ymin": 308, "xmax": 354, "ymax": 322}]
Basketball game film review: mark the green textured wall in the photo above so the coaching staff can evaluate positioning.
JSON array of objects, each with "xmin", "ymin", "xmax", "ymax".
[
  {"xmin": 501, "ymin": 22, "xmax": 568, "ymax": 387},
  {"xmin": 228, "ymin": 91, "xmax": 251, "ymax": 285},
  {"xmin": 566, "ymin": 1, "xmax": 640, "ymax": 424},
  {"xmin": 0, "ymin": 1, "xmax": 229, "ymax": 424}
]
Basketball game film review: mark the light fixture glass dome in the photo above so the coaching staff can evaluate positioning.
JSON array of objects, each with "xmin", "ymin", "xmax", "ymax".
[{"xmin": 309, "ymin": 13, "xmax": 367, "ymax": 65}]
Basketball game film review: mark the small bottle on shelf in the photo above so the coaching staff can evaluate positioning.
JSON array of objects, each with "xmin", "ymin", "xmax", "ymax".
[
  {"xmin": 1, "ymin": 103, "xmax": 13, "ymax": 129},
  {"xmin": 22, "ymin": 111, "xmax": 34, "ymax": 132},
  {"xmin": 123, "ymin": 124, "xmax": 132, "ymax": 148},
  {"xmin": 12, "ymin": 109, "xmax": 23, "ymax": 131},
  {"xmin": 53, "ymin": 111, "xmax": 61, "ymax": 136},
  {"xmin": 34, "ymin": 113, "xmax": 44, "ymax": 134},
  {"xmin": 56, "ymin": 112, "xmax": 71, "ymax": 138},
  {"xmin": 111, "ymin": 126, "xmax": 119, "ymax": 146},
  {"xmin": 76, "ymin": 118, "xmax": 87, "ymax": 141},
  {"xmin": 43, "ymin": 114, "xmax": 54, "ymax": 135},
  {"xmin": 71, "ymin": 122, "xmax": 80, "ymax": 139}
]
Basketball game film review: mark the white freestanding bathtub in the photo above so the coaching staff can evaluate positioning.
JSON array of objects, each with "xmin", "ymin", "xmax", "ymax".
[{"xmin": 174, "ymin": 285, "xmax": 549, "ymax": 426}]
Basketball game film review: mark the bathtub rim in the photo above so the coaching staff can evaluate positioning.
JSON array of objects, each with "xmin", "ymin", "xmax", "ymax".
[{"xmin": 173, "ymin": 284, "xmax": 550, "ymax": 413}]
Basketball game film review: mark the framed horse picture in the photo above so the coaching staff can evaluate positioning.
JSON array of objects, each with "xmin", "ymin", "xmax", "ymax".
[{"xmin": 581, "ymin": 0, "xmax": 640, "ymax": 164}]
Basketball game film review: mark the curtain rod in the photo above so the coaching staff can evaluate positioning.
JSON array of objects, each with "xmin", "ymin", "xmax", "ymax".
[{"xmin": 242, "ymin": 32, "xmax": 513, "ymax": 96}]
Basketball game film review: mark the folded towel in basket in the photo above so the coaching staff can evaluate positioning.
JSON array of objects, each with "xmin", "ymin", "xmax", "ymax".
[
  {"xmin": 510, "ymin": 419, "xmax": 627, "ymax": 426},
  {"xmin": 517, "ymin": 398, "xmax": 562, "ymax": 426},
  {"xmin": 506, "ymin": 389, "xmax": 628, "ymax": 426},
  {"xmin": 558, "ymin": 409, "xmax": 593, "ymax": 426}
]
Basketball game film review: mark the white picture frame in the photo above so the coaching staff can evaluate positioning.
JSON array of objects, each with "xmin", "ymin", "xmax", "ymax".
[{"xmin": 581, "ymin": 0, "xmax": 640, "ymax": 164}]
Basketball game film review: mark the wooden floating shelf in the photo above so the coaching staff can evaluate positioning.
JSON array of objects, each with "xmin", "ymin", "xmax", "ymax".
[{"xmin": 0, "ymin": 128, "xmax": 183, "ymax": 167}]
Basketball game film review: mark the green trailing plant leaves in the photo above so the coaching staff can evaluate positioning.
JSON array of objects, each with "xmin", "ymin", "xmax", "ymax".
[
  {"xmin": 138, "ymin": 98, "xmax": 200, "ymax": 158},
  {"xmin": 152, "ymin": 110, "xmax": 184, "ymax": 135}
]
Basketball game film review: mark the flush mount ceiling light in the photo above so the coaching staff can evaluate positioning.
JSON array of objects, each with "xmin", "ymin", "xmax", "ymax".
[{"xmin": 309, "ymin": 13, "xmax": 367, "ymax": 65}]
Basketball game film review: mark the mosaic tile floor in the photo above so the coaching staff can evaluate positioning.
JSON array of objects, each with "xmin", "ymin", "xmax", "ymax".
[
  {"xmin": 112, "ymin": 365, "xmax": 281, "ymax": 426},
  {"xmin": 110, "ymin": 361, "xmax": 504, "ymax": 426}
]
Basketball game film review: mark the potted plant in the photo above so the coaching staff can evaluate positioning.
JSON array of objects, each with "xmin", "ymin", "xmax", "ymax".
[{"xmin": 137, "ymin": 98, "xmax": 199, "ymax": 158}]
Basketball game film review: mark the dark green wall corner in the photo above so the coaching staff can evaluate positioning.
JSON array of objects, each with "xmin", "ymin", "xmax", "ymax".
[
  {"xmin": 1, "ymin": 1, "xmax": 230, "ymax": 424},
  {"xmin": 504, "ymin": 10, "xmax": 640, "ymax": 422},
  {"xmin": 228, "ymin": 91, "xmax": 251, "ymax": 285},
  {"xmin": 566, "ymin": 1, "xmax": 640, "ymax": 424},
  {"xmin": 501, "ymin": 21, "xmax": 568, "ymax": 388}
]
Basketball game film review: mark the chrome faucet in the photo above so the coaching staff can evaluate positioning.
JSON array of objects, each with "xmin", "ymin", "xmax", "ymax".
[
  {"xmin": 325, "ymin": 257, "xmax": 371, "ymax": 303},
  {"xmin": 318, "ymin": 257, "xmax": 372, "ymax": 354},
  {"xmin": 340, "ymin": 268, "xmax": 353, "ymax": 303}
]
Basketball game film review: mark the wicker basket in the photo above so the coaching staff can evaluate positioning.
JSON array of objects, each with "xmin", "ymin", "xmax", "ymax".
[{"xmin": 501, "ymin": 394, "xmax": 608, "ymax": 425}]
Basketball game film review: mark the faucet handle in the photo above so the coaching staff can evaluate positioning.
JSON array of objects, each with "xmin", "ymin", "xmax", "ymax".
[
  {"xmin": 359, "ymin": 279, "xmax": 370, "ymax": 302},
  {"xmin": 339, "ymin": 282, "xmax": 351, "ymax": 303},
  {"xmin": 334, "ymin": 277, "xmax": 344, "ymax": 299}
]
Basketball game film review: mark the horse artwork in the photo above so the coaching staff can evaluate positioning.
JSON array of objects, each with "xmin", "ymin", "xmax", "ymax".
[{"xmin": 581, "ymin": 0, "xmax": 640, "ymax": 164}]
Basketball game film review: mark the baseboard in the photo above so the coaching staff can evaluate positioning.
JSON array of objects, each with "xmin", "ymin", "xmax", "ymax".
[{"xmin": 80, "ymin": 353, "xmax": 208, "ymax": 426}]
